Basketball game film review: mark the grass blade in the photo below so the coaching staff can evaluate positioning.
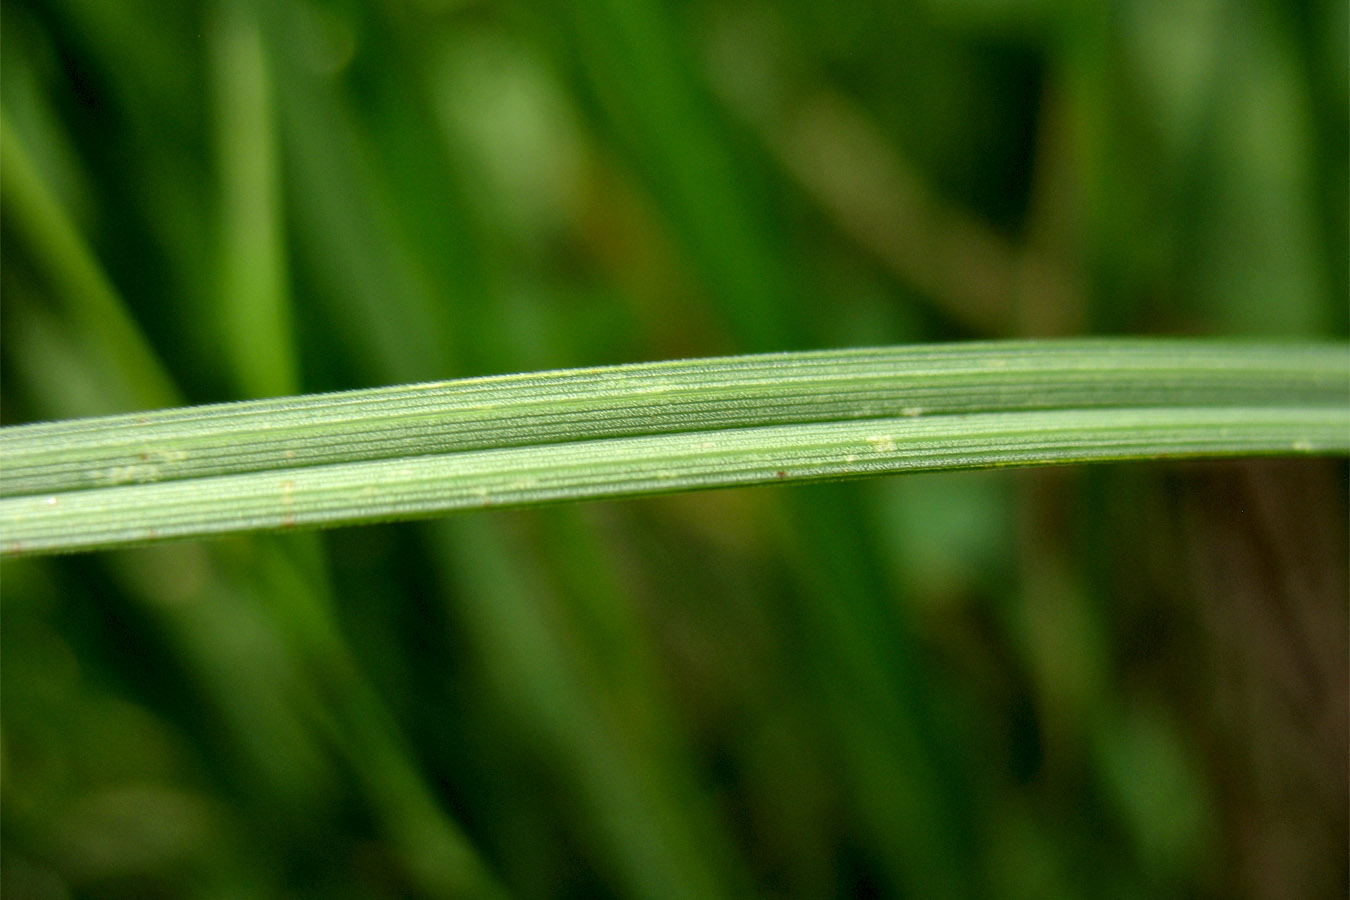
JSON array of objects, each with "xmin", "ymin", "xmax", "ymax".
[{"xmin": 3, "ymin": 339, "xmax": 1346, "ymax": 556}]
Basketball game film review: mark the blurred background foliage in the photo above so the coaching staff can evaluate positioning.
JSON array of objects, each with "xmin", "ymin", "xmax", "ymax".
[{"xmin": 1, "ymin": 0, "xmax": 1346, "ymax": 897}]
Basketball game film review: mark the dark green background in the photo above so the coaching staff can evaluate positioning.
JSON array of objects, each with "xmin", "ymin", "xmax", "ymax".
[{"xmin": 2, "ymin": 0, "xmax": 1346, "ymax": 897}]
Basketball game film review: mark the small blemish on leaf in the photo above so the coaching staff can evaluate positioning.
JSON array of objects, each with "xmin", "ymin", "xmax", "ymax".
[{"xmin": 866, "ymin": 435, "xmax": 896, "ymax": 453}]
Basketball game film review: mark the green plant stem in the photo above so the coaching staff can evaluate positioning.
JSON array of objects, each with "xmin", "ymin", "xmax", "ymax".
[{"xmin": 2, "ymin": 340, "xmax": 1346, "ymax": 556}]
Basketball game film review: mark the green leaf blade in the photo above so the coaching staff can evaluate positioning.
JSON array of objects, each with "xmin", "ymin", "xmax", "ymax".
[
  {"xmin": 4, "ymin": 400, "xmax": 1346, "ymax": 557},
  {"xmin": 4, "ymin": 338, "xmax": 1346, "ymax": 497}
]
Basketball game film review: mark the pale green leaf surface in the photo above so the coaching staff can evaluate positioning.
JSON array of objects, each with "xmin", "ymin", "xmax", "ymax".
[{"xmin": 3, "ymin": 339, "xmax": 1346, "ymax": 556}]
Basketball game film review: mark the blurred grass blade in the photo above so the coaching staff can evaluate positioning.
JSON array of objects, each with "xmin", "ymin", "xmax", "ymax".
[
  {"xmin": 535, "ymin": 0, "xmax": 799, "ymax": 349},
  {"xmin": 0, "ymin": 107, "xmax": 181, "ymax": 411},
  {"xmin": 210, "ymin": 0, "xmax": 297, "ymax": 399},
  {"xmin": 3, "ymin": 340, "xmax": 1346, "ymax": 556}
]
